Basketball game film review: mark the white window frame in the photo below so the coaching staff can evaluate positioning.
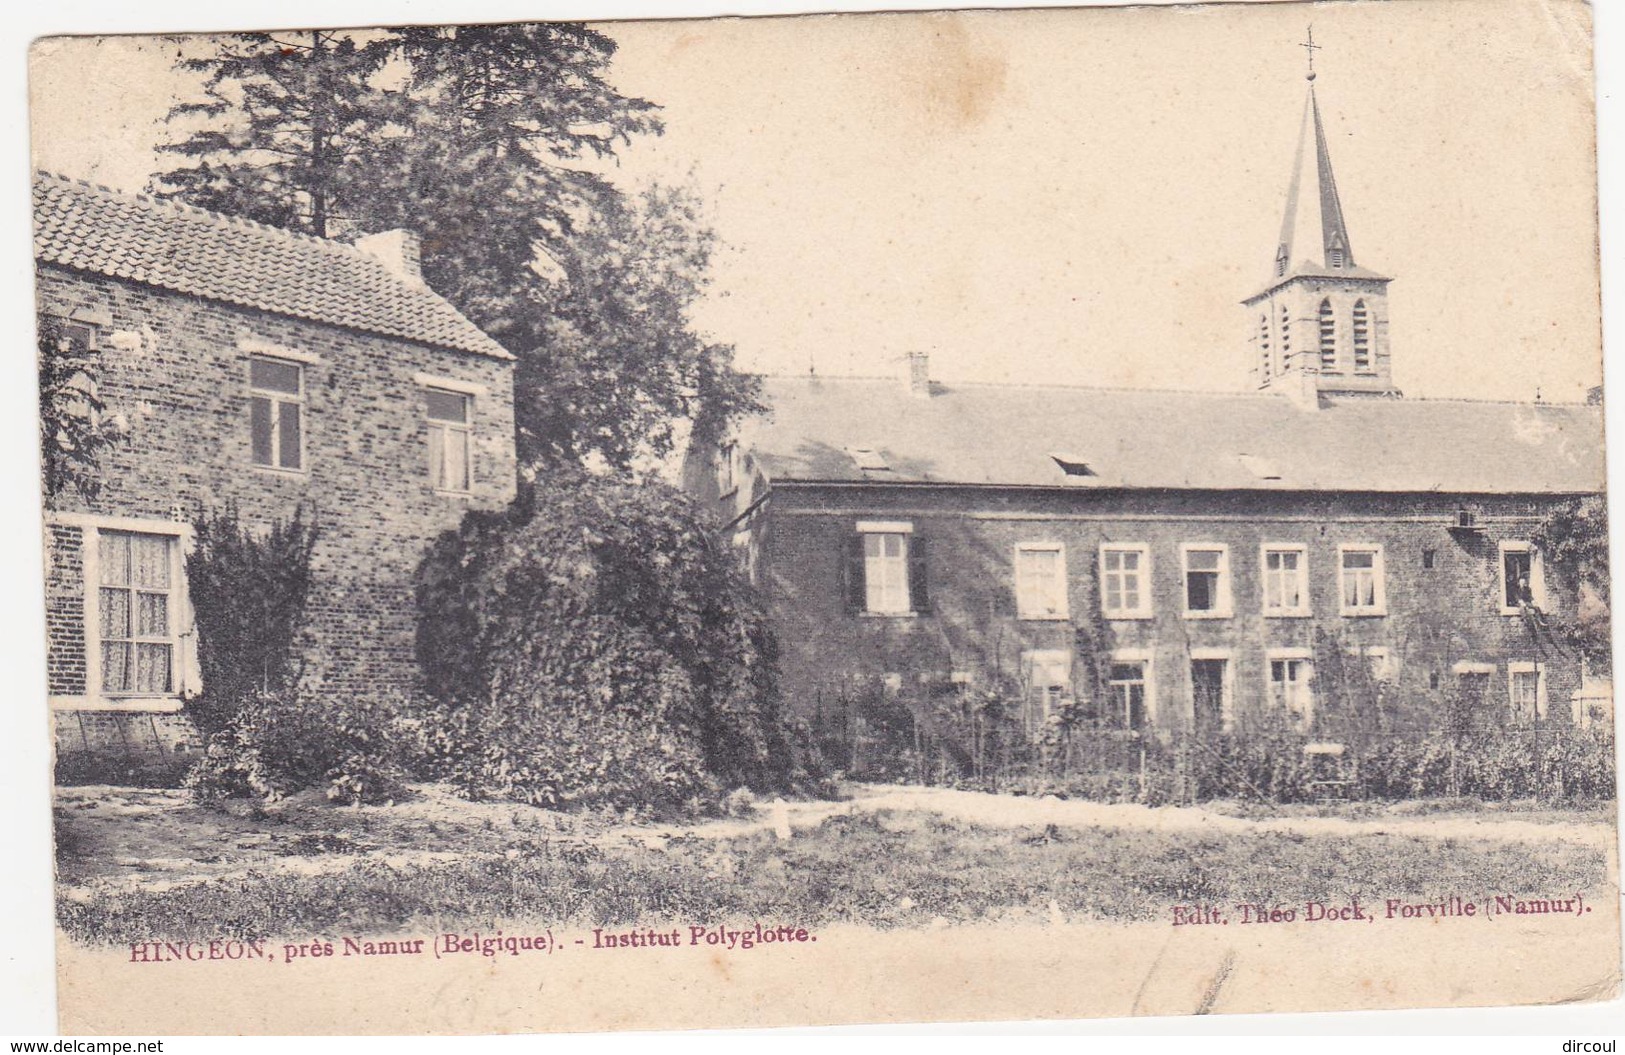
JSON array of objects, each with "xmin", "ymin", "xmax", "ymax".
[
  {"xmin": 1014, "ymin": 542, "xmax": 1069, "ymax": 620},
  {"xmin": 50, "ymin": 318, "xmax": 103, "ymax": 427},
  {"xmin": 1180, "ymin": 543, "xmax": 1233, "ymax": 619},
  {"xmin": 1507, "ymin": 661, "xmax": 1548, "ymax": 721},
  {"xmin": 50, "ymin": 513, "xmax": 198, "ymax": 713},
  {"xmin": 1498, "ymin": 540, "xmax": 1548, "ymax": 615},
  {"xmin": 1106, "ymin": 648, "xmax": 1155, "ymax": 731},
  {"xmin": 857, "ymin": 521, "xmax": 914, "ymax": 616},
  {"xmin": 1337, "ymin": 543, "xmax": 1387, "ymax": 616},
  {"xmin": 424, "ymin": 385, "xmax": 475, "ymax": 495},
  {"xmin": 1189, "ymin": 647, "xmax": 1234, "ymax": 731},
  {"xmin": 1260, "ymin": 542, "xmax": 1311, "ymax": 617},
  {"xmin": 247, "ymin": 354, "xmax": 307, "ymax": 473},
  {"xmin": 1099, "ymin": 542, "xmax": 1153, "ymax": 620},
  {"xmin": 1266, "ymin": 647, "xmax": 1315, "ymax": 729}
]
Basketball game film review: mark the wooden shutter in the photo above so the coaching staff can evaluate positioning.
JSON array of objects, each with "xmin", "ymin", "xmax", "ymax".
[
  {"xmin": 908, "ymin": 533, "xmax": 931, "ymax": 613},
  {"xmin": 843, "ymin": 534, "xmax": 867, "ymax": 613}
]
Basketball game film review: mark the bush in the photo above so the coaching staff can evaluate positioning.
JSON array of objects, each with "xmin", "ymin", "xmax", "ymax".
[
  {"xmin": 414, "ymin": 473, "xmax": 804, "ymax": 812},
  {"xmin": 177, "ymin": 505, "xmax": 405, "ymax": 806},
  {"xmin": 183, "ymin": 506, "xmax": 319, "ymax": 738},
  {"xmin": 185, "ymin": 689, "xmax": 408, "ymax": 805},
  {"xmin": 1188, "ymin": 715, "xmax": 1314, "ymax": 803},
  {"xmin": 1355, "ymin": 725, "xmax": 1615, "ymax": 802}
]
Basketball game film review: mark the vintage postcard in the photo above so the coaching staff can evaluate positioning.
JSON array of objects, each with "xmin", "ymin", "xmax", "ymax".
[{"xmin": 29, "ymin": 0, "xmax": 1619, "ymax": 1034}]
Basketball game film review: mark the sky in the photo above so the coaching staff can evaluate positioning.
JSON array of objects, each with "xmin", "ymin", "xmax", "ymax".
[{"xmin": 28, "ymin": 0, "xmax": 1603, "ymax": 401}]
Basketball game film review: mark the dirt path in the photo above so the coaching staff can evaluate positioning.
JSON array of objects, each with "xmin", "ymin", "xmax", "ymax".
[
  {"xmin": 54, "ymin": 782, "xmax": 1615, "ymax": 898},
  {"xmin": 614, "ymin": 784, "xmax": 1616, "ymax": 855}
]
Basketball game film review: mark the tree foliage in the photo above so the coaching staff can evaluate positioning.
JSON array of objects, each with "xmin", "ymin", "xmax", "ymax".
[
  {"xmin": 528, "ymin": 184, "xmax": 762, "ymax": 470},
  {"xmin": 38, "ymin": 315, "xmax": 116, "ymax": 503},
  {"xmin": 414, "ymin": 472, "xmax": 800, "ymax": 811},
  {"xmin": 153, "ymin": 24, "xmax": 759, "ymax": 473},
  {"xmin": 157, "ymin": 31, "xmax": 395, "ymax": 237},
  {"xmin": 1533, "ymin": 494, "xmax": 1612, "ymax": 670}
]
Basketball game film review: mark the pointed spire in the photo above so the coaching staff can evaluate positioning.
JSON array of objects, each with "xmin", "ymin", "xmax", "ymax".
[{"xmin": 1271, "ymin": 29, "xmax": 1357, "ymax": 280}]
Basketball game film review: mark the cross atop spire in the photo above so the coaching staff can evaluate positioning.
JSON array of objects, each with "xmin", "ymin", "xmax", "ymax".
[
  {"xmin": 1245, "ymin": 32, "xmax": 1398, "ymax": 404},
  {"xmin": 1268, "ymin": 35, "xmax": 1373, "ymax": 283},
  {"xmin": 1300, "ymin": 26, "xmax": 1321, "ymax": 81}
]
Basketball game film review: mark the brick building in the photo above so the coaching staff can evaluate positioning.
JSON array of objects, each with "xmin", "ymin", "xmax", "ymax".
[
  {"xmin": 686, "ymin": 74, "xmax": 1607, "ymax": 750},
  {"xmin": 35, "ymin": 173, "xmax": 517, "ymax": 760}
]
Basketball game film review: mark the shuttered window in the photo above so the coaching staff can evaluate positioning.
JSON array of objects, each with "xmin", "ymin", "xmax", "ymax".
[{"xmin": 845, "ymin": 525, "xmax": 928, "ymax": 615}]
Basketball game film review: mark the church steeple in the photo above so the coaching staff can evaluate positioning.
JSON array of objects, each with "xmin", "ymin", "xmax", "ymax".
[
  {"xmin": 1246, "ymin": 29, "xmax": 1399, "ymax": 404},
  {"xmin": 1274, "ymin": 86, "xmax": 1356, "ymax": 278}
]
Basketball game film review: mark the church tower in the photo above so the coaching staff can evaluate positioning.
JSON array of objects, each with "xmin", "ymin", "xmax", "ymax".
[{"xmin": 1246, "ymin": 31, "xmax": 1398, "ymax": 403}]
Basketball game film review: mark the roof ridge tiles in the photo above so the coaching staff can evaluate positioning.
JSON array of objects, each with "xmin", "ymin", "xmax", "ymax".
[
  {"xmin": 34, "ymin": 170, "xmax": 385, "ymax": 264},
  {"xmin": 33, "ymin": 170, "xmax": 512, "ymax": 360}
]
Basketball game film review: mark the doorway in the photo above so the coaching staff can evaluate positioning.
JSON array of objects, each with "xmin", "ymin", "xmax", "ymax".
[{"xmin": 1191, "ymin": 658, "xmax": 1228, "ymax": 737}]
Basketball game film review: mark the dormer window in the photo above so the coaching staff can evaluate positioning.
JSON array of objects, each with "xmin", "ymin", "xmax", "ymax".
[
  {"xmin": 1050, "ymin": 453, "xmax": 1094, "ymax": 478},
  {"xmin": 1238, "ymin": 454, "xmax": 1281, "ymax": 481},
  {"xmin": 846, "ymin": 446, "xmax": 890, "ymax": 472},
  {"xmin": 1329, "ymin": 248, "xmax": 1344, "ymax": 268}
]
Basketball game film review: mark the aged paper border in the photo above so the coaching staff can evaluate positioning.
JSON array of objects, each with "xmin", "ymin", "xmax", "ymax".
[{"xmin": 8, "ymin": 0, "xmax": 1625, "ymax": 1037}]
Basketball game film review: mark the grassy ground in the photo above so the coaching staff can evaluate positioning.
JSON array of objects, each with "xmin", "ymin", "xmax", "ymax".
[{"xmin": 56, "ymin": 785, "xmax": 1612, "ymax": 945}]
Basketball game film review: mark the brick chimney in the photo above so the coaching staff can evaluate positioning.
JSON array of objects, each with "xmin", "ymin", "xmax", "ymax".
[
  {"xmin": 906, "ymin": 351, "xmax": 932, "ymax": 398},
  {"xmin": 355, "ymin": 229, "xmax": 424, "ymax": 285}
]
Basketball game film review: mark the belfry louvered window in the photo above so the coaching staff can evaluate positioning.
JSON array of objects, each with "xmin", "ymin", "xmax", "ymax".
[
  {"xmin": 1279, "ymin": 305, "xmax": 1291, "ymax": 364},
  {"xmin": 1318, "ymin": 299, "xmax": 1337, "ymax": 371},
  {"xmin": 1258, "ymin": 315, "xmax": 1272, "ymax": 380},
  {"xmin": 1352, "ymin": 300, "xmax": 1371, "ymax": 372}
]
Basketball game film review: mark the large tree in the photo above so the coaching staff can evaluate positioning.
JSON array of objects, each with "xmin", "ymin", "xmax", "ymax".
[
  {"xmin": 157, "ymin": 30, "xmax": 395, "ymax": 238},
  {"xmin": 154, "ymin": 24, "xmax": 760, "ymax": 472}
]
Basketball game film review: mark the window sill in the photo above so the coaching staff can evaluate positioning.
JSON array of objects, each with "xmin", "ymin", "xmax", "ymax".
[
  {"xmin": 1102, "ymin": 611, "xmax": 1154, "ymax": 621},
  {"xmin": 51, "ymin": 695, "xmax": 185, "ymax": 714},
  {"xmin": 248, "ymin": 463, "xmax": 308, "ymax": 478},
  {"xmin": 1501, "ymin": 606, "xmax": 1546, "ymax": 617},
  {"xmin": 1182, "ymin": 610, "xmax": 1234, "ymax": 620},
  {"xmin": 1340, "ymin": 609, "xmax": 1388, "ymax": 618},
  {"xmin": 435, "ymin": 488, "xmax": 475, "ymax": 499},
  {"xmin": 1262, "ymin": 609, "xmax": 1313, "ymax": 618},
  {"xmin": 859, "ymin": 610, "xmax": 920, "ymax": 619},
  {"xmin": 1017, "ymin": 613, "xmax": 1071, "ymax": 622}
]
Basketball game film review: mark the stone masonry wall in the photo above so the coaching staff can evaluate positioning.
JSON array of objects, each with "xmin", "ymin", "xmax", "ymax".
[
  {"xmin": 39, "ymin": 263, "xmax": 518, "ymax": 754},
  {"xmin": 755, "ymin": 483, "xmax": 1590, "ymax": 735}
]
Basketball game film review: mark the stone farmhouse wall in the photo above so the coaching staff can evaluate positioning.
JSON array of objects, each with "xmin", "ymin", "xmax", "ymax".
[{"xmin": 39, "ymin": 263, "xmax": 517, "ymax": 758}]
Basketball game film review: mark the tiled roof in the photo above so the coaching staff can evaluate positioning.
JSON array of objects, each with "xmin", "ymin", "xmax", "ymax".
[
  {"xmin": 743, "ymin": 376, "xmax": 1605, "ymax": 496},
  {"xmin": 33, "ymin": 172, "xmax": 512, "ymax": 360}
]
